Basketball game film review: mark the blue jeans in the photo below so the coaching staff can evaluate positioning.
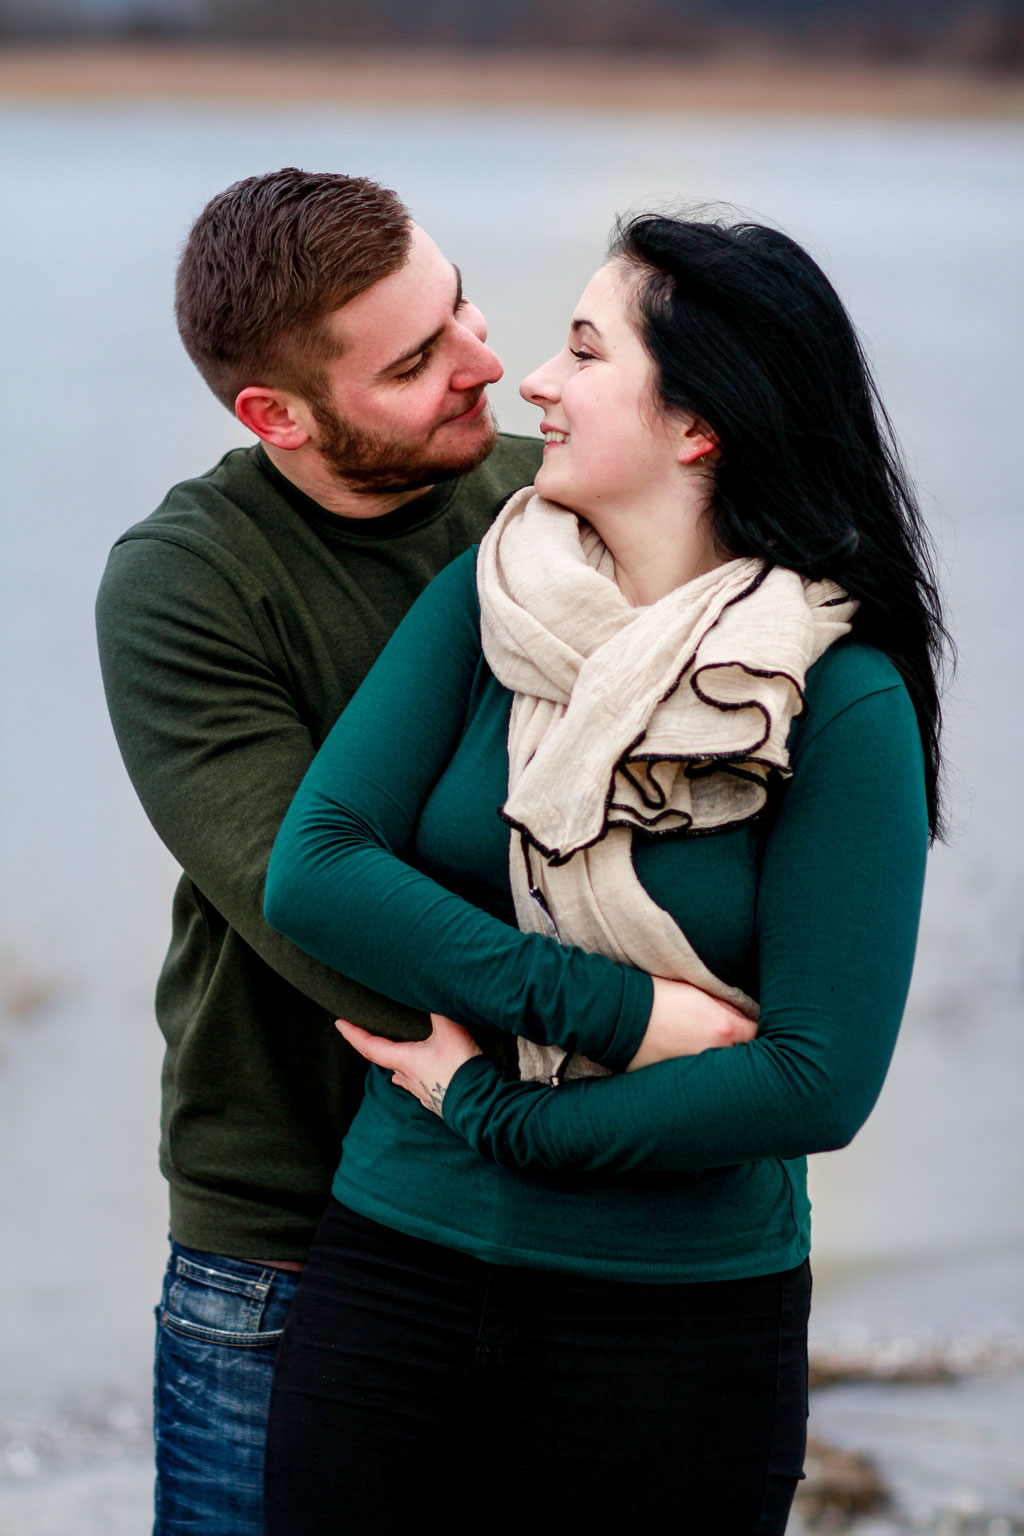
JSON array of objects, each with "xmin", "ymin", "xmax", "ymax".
[{"xmin": 153, "ymin": 1241, "xmax": 300, "ymax": 1536}]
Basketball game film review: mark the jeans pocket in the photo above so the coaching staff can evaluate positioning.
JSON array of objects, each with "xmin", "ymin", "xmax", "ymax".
[
  {"xmin": 161, "ymin": 1251, "xmax": 288, "ymax": 1347},
  {"xmin": 153, "ymin": 1248, "xmax": 300, "ymax": 1535}
]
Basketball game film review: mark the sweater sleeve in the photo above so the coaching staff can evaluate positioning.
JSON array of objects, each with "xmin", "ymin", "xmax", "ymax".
[
  {"xmin": 96, "ymin": 531, "xmax": 436, "ymax": 1033},
  {"xmin": 442, "ymin": 670, "xmax": 929, "ymax": 1171},
  {"xmin": 264, "ymin": 552, "xmax": 651, "ymax": 1068}
]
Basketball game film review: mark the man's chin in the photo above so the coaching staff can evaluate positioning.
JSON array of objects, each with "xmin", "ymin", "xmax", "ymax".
[
  {"xmin": 315, "ymin": 404, "xmax": 498, "ymax": 498},
  {"xmin": 349, "ymin": 426, "xmax": 498, "ymax": 498},
  {"xmin": 438, "ymin": 409, "xmax": 499, "ymax": 475},
  {"xmin": 389, "ymin": 411, "xmax": 498, "ymax": 493}
]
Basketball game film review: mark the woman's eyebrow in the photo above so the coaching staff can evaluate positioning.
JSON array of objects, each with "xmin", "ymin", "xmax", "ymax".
[
  {"xmin": 570, "ymin": 318, "xmax": 603, "ymax": 340},
  {"xmin": 377, "ymin": 265, "xmax": 465, "ymax": 379}
]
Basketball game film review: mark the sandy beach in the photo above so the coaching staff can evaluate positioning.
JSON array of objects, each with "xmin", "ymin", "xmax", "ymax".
[{"xmin": 1, "ymin": 40, "xmax": 1023, "ymax": 117}]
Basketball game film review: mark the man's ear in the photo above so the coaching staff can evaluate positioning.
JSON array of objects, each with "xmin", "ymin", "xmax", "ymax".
[
  {"xmin": 676, "ymin": 417, "xmax": 719, "ymax": 466},
  {"xmin": 235, "ymin": 386, "xmax": 313, "ymax": 450}
]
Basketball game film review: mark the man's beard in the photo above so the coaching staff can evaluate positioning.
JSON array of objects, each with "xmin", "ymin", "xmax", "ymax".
[{"xmin": 308, "ymin": 393, "xmax": 498, "ymax": 497}]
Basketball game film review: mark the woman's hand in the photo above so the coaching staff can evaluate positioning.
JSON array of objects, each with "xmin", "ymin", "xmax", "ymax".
[
  {"xmin": 626, "ymin": 977, "xmax": 757, "ymax": 1072},
  {"xmin": 336, "ymin": 1014, "xmax": 483, "ymax": 1116}
]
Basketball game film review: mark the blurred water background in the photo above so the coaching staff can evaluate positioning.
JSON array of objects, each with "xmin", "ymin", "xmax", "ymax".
[{"xmin": 1, "ymin": 73, "xmax": 1022, "ymax": 1532}]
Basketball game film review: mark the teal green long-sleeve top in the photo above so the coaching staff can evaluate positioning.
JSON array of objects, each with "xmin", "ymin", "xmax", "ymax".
[{"xmin": 265, "ymin": 548, "xmax": 928, "ymax": 1281}]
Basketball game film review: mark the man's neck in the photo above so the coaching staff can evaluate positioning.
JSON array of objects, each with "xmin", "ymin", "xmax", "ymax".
[{"xmin": 263, "ymin": 443, "xmax": 434, "ymax": 521}]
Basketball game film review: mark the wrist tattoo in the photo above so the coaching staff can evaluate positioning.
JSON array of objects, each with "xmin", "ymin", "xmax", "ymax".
[{"xmin": 421, "ymin": 1080, "xmax": 446, "ymax": 1117}]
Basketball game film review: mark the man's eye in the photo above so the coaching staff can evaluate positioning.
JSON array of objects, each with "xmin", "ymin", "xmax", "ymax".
[{"xmin": 396, "ymin": 352, "xmax": 431, "ymax": 381}]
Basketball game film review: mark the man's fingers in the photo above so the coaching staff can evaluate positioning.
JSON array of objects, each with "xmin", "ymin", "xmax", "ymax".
[{"xmin": 336, "ymin": 1018, "xmax": 403, "ymax": 1067}]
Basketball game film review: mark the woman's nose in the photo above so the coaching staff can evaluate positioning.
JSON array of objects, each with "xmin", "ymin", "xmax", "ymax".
[{"xmin": 519, "ymin": 355, "xmax": 561, "ymax": 406}]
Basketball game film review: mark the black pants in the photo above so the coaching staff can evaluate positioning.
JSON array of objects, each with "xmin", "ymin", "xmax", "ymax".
[{"xmin": 264, "ymin": 1200, "xmax": 810, "ymax": 1536}]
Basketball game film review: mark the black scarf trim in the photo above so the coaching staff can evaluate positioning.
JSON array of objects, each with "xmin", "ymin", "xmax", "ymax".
[{"xmin": 497, "ymin": 562, "xmax": 837, "ymax": 866}]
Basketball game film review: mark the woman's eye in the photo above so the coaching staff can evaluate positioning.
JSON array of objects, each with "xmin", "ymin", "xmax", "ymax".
[
  {"xmin": 570, "ymin": 347, "xmax": 596, "ymax": 363},
  {"xmin": 396, "ymin": 352, "xmax": 431, "ymax": 381}
]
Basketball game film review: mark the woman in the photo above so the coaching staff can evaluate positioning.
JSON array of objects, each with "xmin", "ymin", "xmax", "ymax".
[{"xmin": 261, "ymin": 214, "xmax": 945, "ymax": 1535}]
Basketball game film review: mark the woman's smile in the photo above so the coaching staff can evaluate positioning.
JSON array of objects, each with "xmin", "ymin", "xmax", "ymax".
[{"xmin": 520, "ymin": 263, "xmax": 689, "ymax": 526}]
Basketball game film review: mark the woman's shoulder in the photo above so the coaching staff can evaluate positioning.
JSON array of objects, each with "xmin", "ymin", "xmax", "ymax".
[
  {"xmin": 805, "ymin": 638, "xmax": 904, "ymax": 709},
  {"xmin": 402, "ymin": 545, "xmax": 481, "ymax": 630},
  {"xmin": 423, "ymin": 544, "xmax": 480, "ymax": 601},
  {"xmin": 365, "ymin": 548, "xmax": 484, "ymax": 692},
  {"xmin": 794, "ymin": 640, "xmax": 914, "ymax": 756}
]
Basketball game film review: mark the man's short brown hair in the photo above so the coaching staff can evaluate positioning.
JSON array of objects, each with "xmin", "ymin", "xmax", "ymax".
[{"xmin": 175, "ymin": 168, "xmax": 412, "ymax": 412}]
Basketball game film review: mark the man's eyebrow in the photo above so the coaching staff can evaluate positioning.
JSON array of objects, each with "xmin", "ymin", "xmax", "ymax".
[{"xmin": 376, "ymin": 265, "xmax": 465, "ymax": 380}]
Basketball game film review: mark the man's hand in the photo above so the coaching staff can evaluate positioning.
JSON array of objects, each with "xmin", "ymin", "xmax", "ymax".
[
  {"xmin": 336, "ymin": 1014, "xmax": 483, "ymax": 1116},
  {"xmin": 626, "ymin": 978, "xmax": 757, "ymax": 1072}
]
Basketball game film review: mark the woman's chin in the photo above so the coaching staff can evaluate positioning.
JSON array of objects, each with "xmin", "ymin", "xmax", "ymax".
[{"xmin": 534, "ymin": 471, "xmax": 572, "ymax": 509}]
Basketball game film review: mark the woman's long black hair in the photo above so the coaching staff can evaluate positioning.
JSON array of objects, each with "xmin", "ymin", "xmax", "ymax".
[{"xmin": 610, "ymin": 212, "xmax": 950, "ymax": 840}]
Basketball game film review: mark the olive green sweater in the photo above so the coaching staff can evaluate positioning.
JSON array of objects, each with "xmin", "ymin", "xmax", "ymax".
[
  {"xmin": 95, "ymin": 437, "xmax": 545, "ymax": 1260},
  {"xmin": 265, "ymin": 550, "xmax": 929, "ymax": 1281}
]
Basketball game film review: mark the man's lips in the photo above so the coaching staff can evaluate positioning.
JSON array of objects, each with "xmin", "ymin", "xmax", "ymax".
[{"xmin": 446, "ymin": 392, "xmax": 488, "ymax": 425}]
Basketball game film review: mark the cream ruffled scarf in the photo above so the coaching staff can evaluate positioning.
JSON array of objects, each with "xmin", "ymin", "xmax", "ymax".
[{"xmin": 477, "ymin": 487, "xmax": 858, "ymax": 1084}]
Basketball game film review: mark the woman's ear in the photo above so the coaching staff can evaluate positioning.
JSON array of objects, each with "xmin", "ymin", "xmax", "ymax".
[{"xmin": 676, "ymin": 418, "xmax": 719, "ymax": 466}]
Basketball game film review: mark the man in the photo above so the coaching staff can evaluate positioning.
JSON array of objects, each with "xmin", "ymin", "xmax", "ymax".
[{"xmin": 96, "ymin": 167, "xmax": 542, "ymax": 1535}]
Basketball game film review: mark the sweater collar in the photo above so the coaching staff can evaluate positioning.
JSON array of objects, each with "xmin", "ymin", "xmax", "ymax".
[{"xmin": 254, "ymin": 444, "xmax": 458, "ymax": 541}]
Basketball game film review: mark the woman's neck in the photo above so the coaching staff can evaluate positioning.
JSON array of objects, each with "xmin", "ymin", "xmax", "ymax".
[{"xmin": 587, "ymin": 491, "xmax": 726, "ymax": 606}]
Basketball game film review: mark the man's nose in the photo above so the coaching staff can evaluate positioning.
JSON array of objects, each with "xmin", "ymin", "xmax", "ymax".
[
  {"xmin": 451, "ymin": 317, "xmax": 503, "ymax": 390},
  {"xmin": 460, "ymin": 299, "xmax": 489, "ymax": 345}
]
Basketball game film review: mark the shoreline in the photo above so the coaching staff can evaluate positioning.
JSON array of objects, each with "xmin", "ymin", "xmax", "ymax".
[{"xmin": 1, "ymin": 42, "xmax": 1023, "ymax": 118}]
